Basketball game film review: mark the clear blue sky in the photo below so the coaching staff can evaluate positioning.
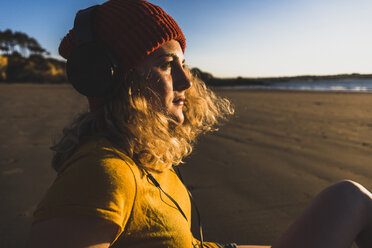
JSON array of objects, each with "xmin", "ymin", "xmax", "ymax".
[{"xmin": 1, "ymin": 0, "xmax": 372, "ymax": 77}]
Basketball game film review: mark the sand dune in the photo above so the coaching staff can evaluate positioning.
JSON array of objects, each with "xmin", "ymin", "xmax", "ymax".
[{"xmin": 1, "ymin": 84, "xmax": 370, "ymax": 247}]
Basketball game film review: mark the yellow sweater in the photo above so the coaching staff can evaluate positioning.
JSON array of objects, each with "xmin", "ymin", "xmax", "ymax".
[{"xmin": 33, "ymin": 137, "xmax": 219, "ymax": 248}]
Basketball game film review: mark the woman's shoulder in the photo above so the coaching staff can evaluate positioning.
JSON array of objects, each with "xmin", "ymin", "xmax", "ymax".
[
  {"xmin": 52, "ymin": 136, "xmax": 140, "ymax": 196},
  {"xmin": 33, "ymin": 136, "xmax": 138, "ymax": 231},
  {"xmin": 58, "ymin": 136, "xmax": 137, "ymax": 175}
]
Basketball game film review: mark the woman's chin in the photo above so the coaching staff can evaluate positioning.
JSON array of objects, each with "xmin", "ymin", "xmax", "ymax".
[
  {"xmin": 172, "ymin": 114, "xmax": 184, "ymax": 125},
  {"xmin": 170, "ymin": 112, "xmax": 184, "ymax": 125},
  {"xmin": 177, "ymin": 115, "xmax": 184, "ymax": 125},
  {"xmin": 167, "ymin": 107, "xmax": 185, "ymax": 125}
]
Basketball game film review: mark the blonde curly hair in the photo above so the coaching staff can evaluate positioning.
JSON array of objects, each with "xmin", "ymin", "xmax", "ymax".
[{"xmin": 51, "ymin": 68, "xmax": 234, "ymax": 172}]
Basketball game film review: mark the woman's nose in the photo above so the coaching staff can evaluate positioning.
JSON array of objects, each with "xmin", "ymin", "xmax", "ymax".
[{"xmin": 173, "ymin": 66, "xmax": 192, "ymax": 91}]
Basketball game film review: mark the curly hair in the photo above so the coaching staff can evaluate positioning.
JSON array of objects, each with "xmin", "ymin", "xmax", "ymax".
[{"xmin": 51, "ymin": 68, "xmax": 234, "ymax": 172}]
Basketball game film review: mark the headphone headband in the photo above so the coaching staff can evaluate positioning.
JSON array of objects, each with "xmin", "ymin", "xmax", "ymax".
[
  {"xmin": 66, "ymin": 4, "xmax": 119, "ymax": 98},
  {"xmin": 74, "ymin": 5, "xmax": 99, "ymax": 46}
]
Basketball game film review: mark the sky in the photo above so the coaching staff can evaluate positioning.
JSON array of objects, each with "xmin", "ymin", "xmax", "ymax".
[{"xmin": 1, "ymin": 0, "xmax": 372, "ymax": 77}]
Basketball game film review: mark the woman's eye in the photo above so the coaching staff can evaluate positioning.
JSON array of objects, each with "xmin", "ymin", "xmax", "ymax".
[{"xmin": 160, "ymin": 61, "xmax": 172, "ymax": 70}]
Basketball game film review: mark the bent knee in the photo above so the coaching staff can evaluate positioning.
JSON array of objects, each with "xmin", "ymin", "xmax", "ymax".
[
  {"xmin": 325, "ymin": 180, "xmax": 372, "ymax": 206},
  {"xmin": 336, "ymin": 180, "xmax": 371, "ymax": 197}
]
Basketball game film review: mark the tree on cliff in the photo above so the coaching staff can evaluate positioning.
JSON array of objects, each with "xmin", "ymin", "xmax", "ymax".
[
  {"xmin": 0, "ymin": 29, "xmax": 49, "ymax": 57},
  {"xmin": 0, "ymin": 29, "xmax": 66, "ymax": 83}
]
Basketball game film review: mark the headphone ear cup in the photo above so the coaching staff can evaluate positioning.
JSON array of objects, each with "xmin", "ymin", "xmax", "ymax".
[{"xmin": 66, "ymin": 42, "xmax": 118, "ymax": 97}]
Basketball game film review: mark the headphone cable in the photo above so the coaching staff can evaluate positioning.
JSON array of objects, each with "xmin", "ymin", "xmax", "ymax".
[
  {"xmin": 173, "ymin": 166, "xmax": 205, "ymax": 248},
  {"xmin": 143, "ymin": 167, "xmax": 205, "ymax": 248},
  {"xmin": 144, "ymin": 170, "xmax": 188, "ymax": 221}
]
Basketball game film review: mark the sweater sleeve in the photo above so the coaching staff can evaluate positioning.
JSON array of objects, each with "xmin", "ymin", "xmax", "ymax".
[{"xmin": 32, "ymin": 142, "xmax": 137, "ymax": 244}]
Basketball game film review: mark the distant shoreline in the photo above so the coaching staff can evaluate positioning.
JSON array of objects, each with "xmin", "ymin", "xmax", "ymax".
[{"xmin": 206, "ymin": 73, "xmax": 372, "ymax": 87}]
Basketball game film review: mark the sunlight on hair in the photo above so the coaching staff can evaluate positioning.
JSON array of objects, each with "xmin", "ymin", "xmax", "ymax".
[{"xmin": 51, "ymin": 67, "xmax": 234, "ymax": 172}]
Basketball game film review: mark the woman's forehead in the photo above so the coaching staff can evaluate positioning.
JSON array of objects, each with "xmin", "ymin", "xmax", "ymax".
[
  {"xmin": 138, "ymin": 40, "xmax": 184, "ymax": 70},
  {"xmin": 150, "ymin": 40, "xmax": 184, "ymax": 61}
]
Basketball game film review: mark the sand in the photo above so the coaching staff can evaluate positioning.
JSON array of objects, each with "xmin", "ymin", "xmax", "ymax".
[{"xmin": 1, "ymin": 84, "xmax": 371, "ymax": 247}]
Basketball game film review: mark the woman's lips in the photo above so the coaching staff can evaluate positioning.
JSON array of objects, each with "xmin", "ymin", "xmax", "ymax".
[{"xmin": 173, "ymin": 97, "xmax": 185, "ymax": 105}]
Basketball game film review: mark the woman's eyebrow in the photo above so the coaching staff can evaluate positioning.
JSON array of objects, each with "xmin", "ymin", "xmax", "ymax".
[{"xmin": 157, "ymin": 53, "xmax": 185, "ymax": 64}]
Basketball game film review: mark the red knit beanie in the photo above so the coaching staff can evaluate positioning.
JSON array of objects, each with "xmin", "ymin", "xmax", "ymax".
[{"xmin": 58, "ymin": 0, "xmax": 186, "ymax": 111}]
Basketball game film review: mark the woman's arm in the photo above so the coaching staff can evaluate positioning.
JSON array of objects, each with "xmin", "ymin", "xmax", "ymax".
[{"xmin": 28, "ymin": 216, "xmax": 119, "ymax": 248}]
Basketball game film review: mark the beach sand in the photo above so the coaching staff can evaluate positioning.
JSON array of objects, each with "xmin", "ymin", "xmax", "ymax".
[{"xmin": 1, "ymin": 84, "xmax": 371, "ymax": 247}]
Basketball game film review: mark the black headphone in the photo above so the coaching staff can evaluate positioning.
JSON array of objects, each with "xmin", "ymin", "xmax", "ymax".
[{"xmin": 66, "ymin": 5, "xmax": 119, "ymax": 97}]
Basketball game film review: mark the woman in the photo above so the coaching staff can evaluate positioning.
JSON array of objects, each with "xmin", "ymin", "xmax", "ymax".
[
  {"xmin": 28, "ymin": 0, "xmax": 372, "ymax": 248},
  {"xmin": 29, "ymin": 1, "xmax": 234, "ymax": 247}
]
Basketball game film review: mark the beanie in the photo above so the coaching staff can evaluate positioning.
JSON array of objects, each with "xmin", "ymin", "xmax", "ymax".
[{"xmin": 58, "ymin": 0, "xmax": 186, "ymax": 111}]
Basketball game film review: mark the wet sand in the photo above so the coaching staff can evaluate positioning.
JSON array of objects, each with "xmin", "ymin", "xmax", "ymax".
[{"xmin": 1, "ymin": 84, "xmax": 371, "ymax": 247}]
